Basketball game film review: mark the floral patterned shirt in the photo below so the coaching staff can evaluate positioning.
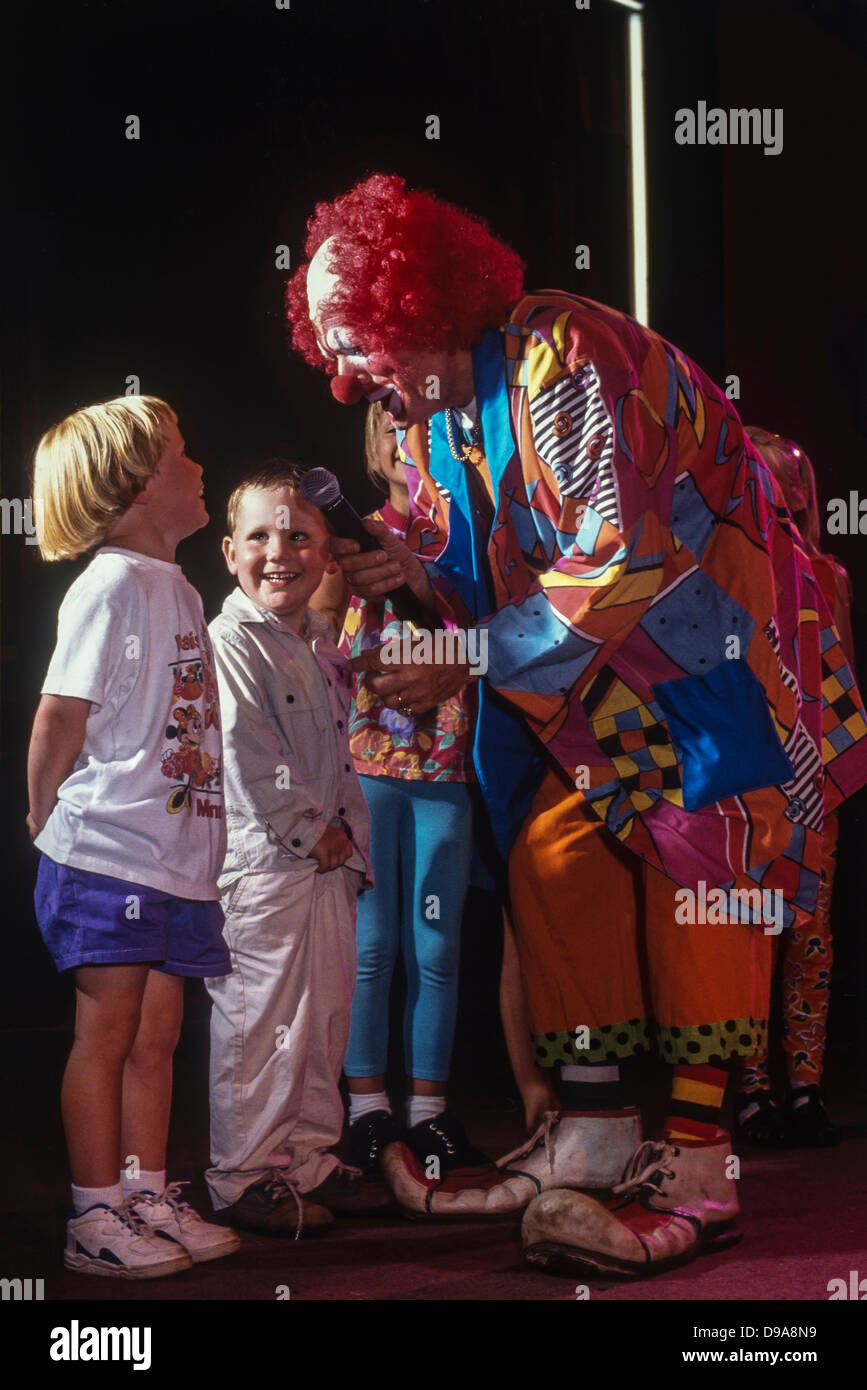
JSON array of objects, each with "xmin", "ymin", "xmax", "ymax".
[{"xmin": 339, "ymin": 503, "xmax": 474, "ymax": 782}]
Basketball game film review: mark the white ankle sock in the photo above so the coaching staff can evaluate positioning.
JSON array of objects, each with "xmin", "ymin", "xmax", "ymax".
[
  {"xmin": 560, "ymin": 1064, "xmax": 620, "ymax": 1083},
  {"xmin": 348, "ymin": 1091, "xmax": 391, "ymax": 1124},
  {"xmin": 121, "ymin": 1168, "xmax": 166, "ymax": 1196},
  {"xmin": 406, "ymin": 1094, "xmax": 446, "ymax": 1128},
  {"xmin": 71, "ymin": 1181, "xmax": 124, "ymax": 1215}
]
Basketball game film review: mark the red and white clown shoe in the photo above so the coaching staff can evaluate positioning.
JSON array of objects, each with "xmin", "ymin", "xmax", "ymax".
[
  {"xmin": 381, "ymin": 1109, "xmax": 642, "ymax": 1218},
  {"xmin": 521, "ymin": 1128, "xmax": 741, "ymax": 1276}
]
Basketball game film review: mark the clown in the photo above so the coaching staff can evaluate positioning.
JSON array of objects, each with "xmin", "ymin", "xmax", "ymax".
[{"xmin": 286, "ymin": 174, "xmax": 867, "ymax": 1278}]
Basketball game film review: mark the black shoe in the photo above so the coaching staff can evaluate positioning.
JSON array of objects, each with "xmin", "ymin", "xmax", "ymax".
[
  {"xmin": 786, "ymin": 1086, "xmax": 840, "ymax": 1147},
  {"xmin": 404, "ymin": 1110, "xmax": 493, "ymax": 1174},
  {"xmin": 347, "ymin": 1109, "xmax": 400, "ymax": 1179},
  {"xmin": 735, "ymin": 1091, "xmax": 792, "ymax": 1147}
]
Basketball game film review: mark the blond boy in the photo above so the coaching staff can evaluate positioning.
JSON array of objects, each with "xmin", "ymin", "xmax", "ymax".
[{"xmin": 28, "ymin": 396, "xmax": 239, "ymax": 1278}]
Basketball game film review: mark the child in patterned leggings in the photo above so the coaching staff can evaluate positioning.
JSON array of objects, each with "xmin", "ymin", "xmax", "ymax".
[{"xmin": 736, "ymin": 428, "xmax": 854, "ymax": 1147}]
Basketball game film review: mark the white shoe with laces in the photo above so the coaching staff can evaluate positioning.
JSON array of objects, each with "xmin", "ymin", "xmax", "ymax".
[
  {"xmin": 64, "ymin": 1200, "xmax": 193, "ymax": 1279},
  {"xmin": 129, "ymin": 1182, "xmax": 241, "ymax": 1263},
  {"xmin": 382, "ymin": 1108, "xmax": 643, "ymax": 1217},
  {"xmin": 521, "ymin": 1129, "xmax": 741, "ymax": 1277}
]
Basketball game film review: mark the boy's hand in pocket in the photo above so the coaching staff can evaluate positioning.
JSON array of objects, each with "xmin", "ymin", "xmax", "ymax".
[{"xmin": 310, "ymin": 825, "xmax": 353, "ymax": 873}]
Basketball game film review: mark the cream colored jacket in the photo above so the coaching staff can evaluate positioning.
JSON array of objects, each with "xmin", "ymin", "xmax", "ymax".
[{"xmin": 209, "ymin": 588, "xmax": 372, "ymax": 887}]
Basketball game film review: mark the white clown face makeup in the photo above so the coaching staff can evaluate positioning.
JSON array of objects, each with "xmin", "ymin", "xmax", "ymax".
[
  {"xmin": 319, "ymin": 326, "xmax": 407, "ymax": 417},
  {"xmin": 305, "ymin": 236, "xmax": 474, "ymax": 428}
]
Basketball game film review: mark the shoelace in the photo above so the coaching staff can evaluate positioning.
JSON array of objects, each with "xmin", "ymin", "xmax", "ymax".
[
  {"xmin": 135, "ymin": 1180, "xmax": 195, "ymax": 1220},
  {"xmin": 261, "ymin": 1168, "xmax": 306, "ymax": 1241},
  {"xmin": 611, "ymin": 1140, "xmax": 678, "ymax": 1197},
  {"xmin": 110, "ymin": 1195, "xmax": 154, "ymax": 1235},
  {"xmin": 329, "ymin": 1160, "xmax": 364, "ymax": 1181},
  {"xmin": 495, "ymin": 1110, "xmax": 562, "ymax": 1174}
]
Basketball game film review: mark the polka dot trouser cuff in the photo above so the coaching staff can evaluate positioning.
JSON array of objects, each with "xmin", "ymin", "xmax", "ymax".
[{"xmin": 532, "ymin": 1017, "xmax": 767, "ymax": 1068}]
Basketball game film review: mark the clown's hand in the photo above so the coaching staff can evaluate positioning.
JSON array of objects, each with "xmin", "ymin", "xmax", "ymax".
[
  {"xmin": 351, "ymin": 646, "xmax": 478, "ymax": 716},
  {"xmin": 330, "ymin": 519, "xmax": 435, "ymax": 608}
]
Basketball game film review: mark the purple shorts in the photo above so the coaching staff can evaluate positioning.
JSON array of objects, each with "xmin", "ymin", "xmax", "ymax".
[{"xmin": 35, "ymin": 857, "xmax": 231, "ymax": 977}]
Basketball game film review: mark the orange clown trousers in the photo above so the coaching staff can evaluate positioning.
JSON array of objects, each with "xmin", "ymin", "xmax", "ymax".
[{"xmin": 509, "ymin": 765, "xmax": 774, "ymax": 1069}]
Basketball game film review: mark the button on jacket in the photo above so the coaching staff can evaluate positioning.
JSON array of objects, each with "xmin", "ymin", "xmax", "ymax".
[{"xmin": 208, "ymin": 588, "xmax": 372, "ymax": 886}]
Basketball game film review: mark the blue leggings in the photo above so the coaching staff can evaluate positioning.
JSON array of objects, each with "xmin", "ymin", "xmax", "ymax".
[{"xmin": 344, "ymin": 775, "xmax": 474, "ymax": 1082}]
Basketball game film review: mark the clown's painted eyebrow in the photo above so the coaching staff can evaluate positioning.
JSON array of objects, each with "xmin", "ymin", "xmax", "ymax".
[{"xmin": 320, "ymin": 326, "xmax": 366, "ymax": 358}]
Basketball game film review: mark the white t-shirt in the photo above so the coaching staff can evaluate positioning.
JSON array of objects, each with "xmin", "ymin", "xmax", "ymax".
[{"xmin": 36, "ymin": 547, "xmax": 226, "ymax": 899}]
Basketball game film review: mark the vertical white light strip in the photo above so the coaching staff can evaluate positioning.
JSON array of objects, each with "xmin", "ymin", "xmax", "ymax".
[{"xmin": 627, "ymin": 10, "xmax": 649, "ymax": 326}]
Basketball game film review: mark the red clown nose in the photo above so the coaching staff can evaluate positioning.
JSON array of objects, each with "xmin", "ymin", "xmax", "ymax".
[{"xmin": 330, "ymin": 374, "xmax": 367, "ymax": 405}]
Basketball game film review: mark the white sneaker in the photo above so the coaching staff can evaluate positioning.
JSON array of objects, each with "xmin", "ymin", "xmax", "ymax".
[
  {"xmin": 65, "ymin": 1201, "xmax": 193, "ymax": 1279},
  {"xmin": 129, "ymin": 1183, "xmax": 241, "ymax": 1263}
]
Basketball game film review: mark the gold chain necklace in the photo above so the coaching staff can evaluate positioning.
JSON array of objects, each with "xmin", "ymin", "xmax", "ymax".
[{"xmin": 445, "ymin": 408, "xmax": 484, "ymax": 466}]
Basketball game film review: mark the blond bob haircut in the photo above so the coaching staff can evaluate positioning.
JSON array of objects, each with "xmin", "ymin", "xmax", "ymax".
[
  {"xmin": 745, "ymin": 425, "xmax": 821, "ymax": 556},
  {"xmin": 32, "ymin": 395, "xmax": 176, "ymax": 561},
  {"xmin": 364, "ymin": 400, "xmax": 391, "ymax": 495}
]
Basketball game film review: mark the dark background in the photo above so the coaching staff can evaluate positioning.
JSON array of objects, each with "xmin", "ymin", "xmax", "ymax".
[{"xmin": 3, "ymin": 0, "xmax": 867, "ymax": 1091}]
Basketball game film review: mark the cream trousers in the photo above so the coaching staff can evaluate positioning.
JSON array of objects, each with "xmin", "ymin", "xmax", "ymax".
[{"xmin": 205, "ymin": 864, "xmax": 359, "ymax": 1208}]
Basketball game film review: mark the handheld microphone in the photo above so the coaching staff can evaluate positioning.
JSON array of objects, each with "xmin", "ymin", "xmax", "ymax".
[{"xmin": 299, "ymin": 467, "xmax": 434, "ymax": 630}]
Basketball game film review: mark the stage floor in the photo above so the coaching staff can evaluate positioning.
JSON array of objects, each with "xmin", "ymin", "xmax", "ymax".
[{"xmin": 2, "ymin": 1023, "xmax": 865, "ymax": 1303}]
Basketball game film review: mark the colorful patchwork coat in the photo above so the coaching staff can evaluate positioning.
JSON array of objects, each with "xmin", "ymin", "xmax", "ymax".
[{"xmin": 397, "ymin": 293, "xmax": 867, "ymax": 923}]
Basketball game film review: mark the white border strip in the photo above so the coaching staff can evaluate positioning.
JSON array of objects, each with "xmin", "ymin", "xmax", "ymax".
[{"xmin": 626, "ymin": 9, "xmax": 649, "ymax": 325}]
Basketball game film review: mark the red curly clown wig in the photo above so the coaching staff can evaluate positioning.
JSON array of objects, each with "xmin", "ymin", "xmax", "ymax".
[{"xmin": 286, "ymin": 174, "xmax": 525, "ymax": 369}]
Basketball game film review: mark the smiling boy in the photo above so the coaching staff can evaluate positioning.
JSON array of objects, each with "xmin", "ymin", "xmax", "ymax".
[{"xmin": 203, "ymin": 458, "xmax": 384, "ymax": 1233}]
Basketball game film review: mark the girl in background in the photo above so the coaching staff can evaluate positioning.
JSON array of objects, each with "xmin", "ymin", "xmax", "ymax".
[{"xmin": 336, "ymin": 403, "xmax": 485, "ymax": 1176}]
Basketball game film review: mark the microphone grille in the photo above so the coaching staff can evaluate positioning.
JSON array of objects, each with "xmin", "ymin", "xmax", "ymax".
[{"xmin": 298, "ymin": 467, "xmax": 341, "ymax": 508}]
